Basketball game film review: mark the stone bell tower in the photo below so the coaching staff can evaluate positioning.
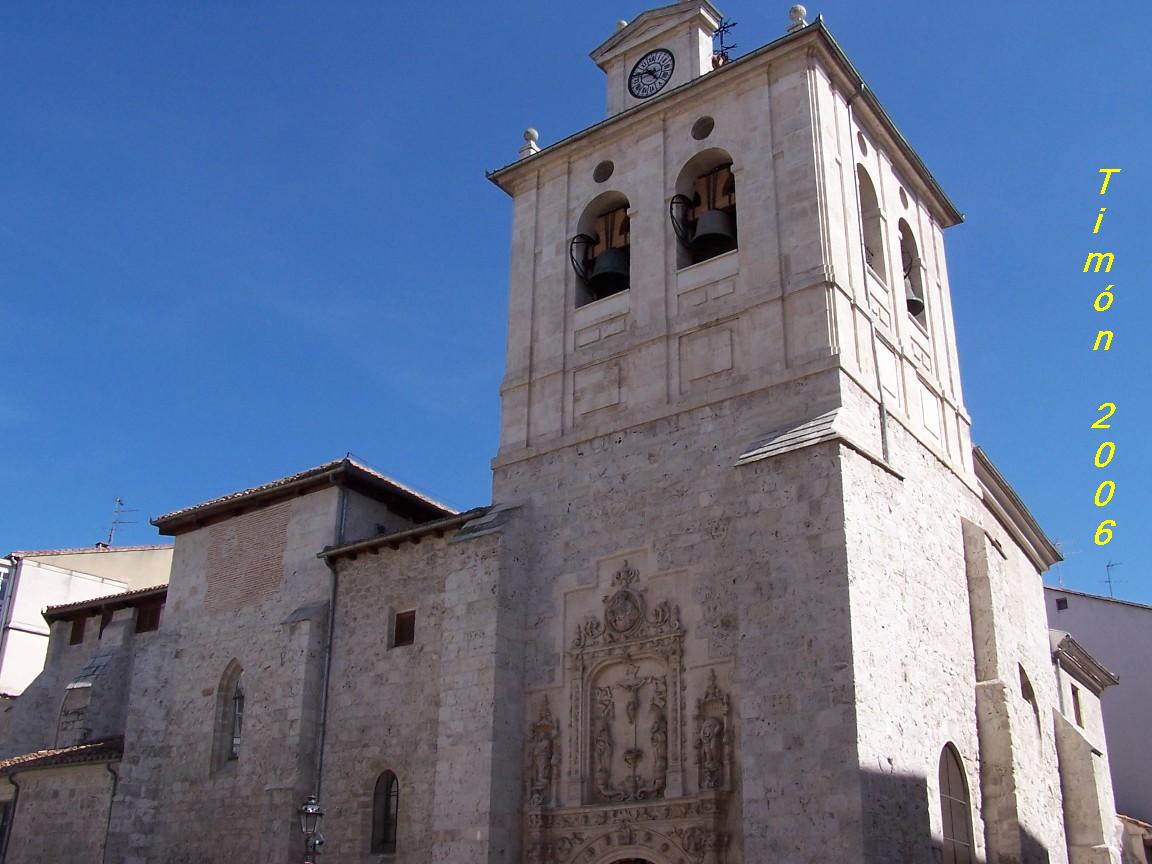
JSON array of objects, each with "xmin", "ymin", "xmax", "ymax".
[{"xmin": 486, "ymin": 3, "xmax": 1019, "ymax": 863}]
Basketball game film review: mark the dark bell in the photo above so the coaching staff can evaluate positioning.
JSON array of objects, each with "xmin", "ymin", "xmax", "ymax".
[
  {"xmin": 905, "ymin": 283, "xmax": 925, "ymax": 318},
  {"xmin": 587, "ymin": 247, "xmax": 630, "ymax": 299},
  {"xmin": 691, "ymin": 209, "xmax": 737, "ymax": 260}
]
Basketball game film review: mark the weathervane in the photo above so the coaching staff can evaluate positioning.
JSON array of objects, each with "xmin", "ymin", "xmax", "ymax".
[{"xmin": 712, "ymin": 18, "xmax": 737, "ymax": 67}]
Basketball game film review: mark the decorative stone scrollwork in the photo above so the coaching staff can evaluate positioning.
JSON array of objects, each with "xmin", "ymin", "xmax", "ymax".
[
  {"xmin": 572, "ymin": 561, "xmax": 682, "ymax": 650},
  {"xmin": 694, "ymin": 669, "xmax": 731, "ymax": 791},
  {"xmin": 527, "ymin": 697, "xmax": 560, "ymax": 806}
]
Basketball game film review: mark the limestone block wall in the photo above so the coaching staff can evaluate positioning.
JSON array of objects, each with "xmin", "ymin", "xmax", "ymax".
[
  {"xmin": 842, "ymin": 389, "xmax": 1070, "ymax": 864},
  {"xmin": 322, "ymin": 513, "xmax": 526, "ymax": 864},
  {"xmin": 810, "ymin": 57, "xmax": 971, "ymax": 481},
  {"xmin": 130, "ymin": 488, "xmax": 344, "ymax": 863},
  {"xmin": 493, "ymin": 372, "xmax": 864, "ymax": 864},
  {"xmin": 2, "ymin": 763, "xmax": 115, "ymax": 864},
  {"xmin": 839, "ymin": 417, "xmax": 987, "ymax": 863}
]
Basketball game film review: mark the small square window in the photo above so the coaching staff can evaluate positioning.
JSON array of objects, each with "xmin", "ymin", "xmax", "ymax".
[
  {"xmin": 1055, "ymin": 597, "xmax": 1069, "ymax": 611},
  {"xmin": 135, "ymin": 603, "xmax": 162, "ymax": 634},
  {"xmin": 393, "ymin": 610, "xmax": 416, "ymax": 648},
  {"xmin": 69, "ymin": 618, "xmax": 86, "ymax": 645}
]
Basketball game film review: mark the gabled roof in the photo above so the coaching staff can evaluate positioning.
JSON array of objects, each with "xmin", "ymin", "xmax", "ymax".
[
  {"xmin": 43, "ymin": 584, "xmax": 168, "ymax": 623},
  {"xmin": 589, "ymin": 0, "xmax": 721, "ymax": 66},
  {"xmin": 0, "ymin": 737, "xmax": 123, "ymax": 777},
  {"xmin": 6, "ymin": 544, "xmax": 171, "ymax": 559},
  {"xmin": 152, "ymin": 457, "xmax": 455, "ymax": 535},
  {"xmin": 1050, "ymin": 629, "xmax": 1119, "ymax": 695}
]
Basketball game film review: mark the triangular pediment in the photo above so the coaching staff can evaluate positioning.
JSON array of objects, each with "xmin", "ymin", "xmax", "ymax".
[{"xmin": 590, "ymin": 1, "xmax": 721, "ymax": 67}]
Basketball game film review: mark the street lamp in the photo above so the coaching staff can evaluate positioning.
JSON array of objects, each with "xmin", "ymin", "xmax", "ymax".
[{"xmin": 298, "ymin": 795, "xmax": 325, "ymax": 862}]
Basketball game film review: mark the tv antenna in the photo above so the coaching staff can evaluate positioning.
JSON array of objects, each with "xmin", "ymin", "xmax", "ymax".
[
  {"xmin": 712, "ymin": 18, "xmax": 738, "ymax": 66},
  {"xmin": 105, "ymin": 497, "xmax": 138, "ymax": 546},
  {"xmin": 1104, "ymin": 560, "xmax": 1122, "ymax": 598}
]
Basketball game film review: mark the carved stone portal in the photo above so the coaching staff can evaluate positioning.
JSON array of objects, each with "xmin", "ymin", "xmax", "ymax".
[
  {"xmin": 569, "ymin": 562, "xmax": 685, "ymax": 805},
  {"xmin": 525, "ymin": 560, "xmax": 730, "ymax": 863}
]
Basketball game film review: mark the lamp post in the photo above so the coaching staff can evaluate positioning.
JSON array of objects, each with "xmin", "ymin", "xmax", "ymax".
[{"xmin": 298, "ymin": 795, "xmax": 325, "ymax": 863}]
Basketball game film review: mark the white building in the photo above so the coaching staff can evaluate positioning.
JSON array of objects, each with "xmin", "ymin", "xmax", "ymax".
[
  {"xmin": 1046, "ymin": 587, "xmax": 1152, "ymax": 832},
  {"xmin": 0, "ymin": 545, "xmax": 172, "ymax": 695}
]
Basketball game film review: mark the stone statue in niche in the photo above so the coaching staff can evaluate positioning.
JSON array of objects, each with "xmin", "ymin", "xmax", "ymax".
[
  {"xmin": 694, "ymin": 668, "xmax": 731, "ymax": 791},
  {"xmin": 527, "ymin": 697, "xmax": 560, "ymax": 806},
  {"xmin": 592, "ymin": 686, "xmax": 617, "ymax": 798},
  {"xmin": 647, "ymin": 675, "xmax": 668, "ymax": 797},
  {"xmin": 698, "ymin": 717, "xmax": 725, "ymax": 789}
]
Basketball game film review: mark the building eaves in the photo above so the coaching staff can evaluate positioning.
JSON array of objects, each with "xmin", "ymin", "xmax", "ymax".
[
  {"xmin": 152, "ymin": 457, "xmax": 455, "ymax": 535},
  {"xmin": 0, "ymin": 737, "xmax": 124, "ymax": 777},
  {"xmin": 7, "ymin": 544, "xmax": 172, "ymax": 559},
  {"xmin": 1050, "ymin": 629, "xmax": 1119, "ymax": 695},
  {"xmin": 974, "ymin": 447, "xmax": 1061, "ymax": 573},
  {"xmin": 488, "ymin": 19, "xmax": 963, "ymax": 227},
  {"xmin": 319, "ymin": 507, "xmax": 491, "ymax": 563},
  {"xmin": 43, "ymin": 585, "xmax": 168, "ymax": 623}
]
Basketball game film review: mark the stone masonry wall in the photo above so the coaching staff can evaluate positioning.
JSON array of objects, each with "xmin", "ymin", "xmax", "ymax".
[
  {"xmin": 3, "ymin": 763, "xmax": 115, "ymax": 864},
  {"xmin": 493, "ymin": 372, "xmax": 863, "ymax": 864},
  {"xmin": 322, "ymin": 508, "xmax": 527, "ymax": 864}
]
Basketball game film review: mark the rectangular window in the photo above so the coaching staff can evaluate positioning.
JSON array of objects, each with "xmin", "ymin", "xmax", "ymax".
[
  {"xmin": 393, "ymin": 610, "xmax": 416, "ymax": 648},
  {"xmin": 1055, "ymin": 597, "xmax": 1069, "ymax": 611},
  {"xmin": 1071, "ymin": 685, "xmax": 1084, "ymax": 727},
  {"xmin": 135, "ymin": 603, "xmax": 162, "ymax": 634},
  {"xmin": 69, "ymin": 618, "xmax": 86, "ymax": 645}
]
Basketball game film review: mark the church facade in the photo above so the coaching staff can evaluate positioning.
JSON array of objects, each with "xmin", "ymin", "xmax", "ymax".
[{"xmin": 0, "ymin": 4, "xmax": 1128, "ymax": 863}]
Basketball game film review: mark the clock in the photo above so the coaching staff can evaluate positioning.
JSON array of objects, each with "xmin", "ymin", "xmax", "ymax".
[{"xmin": 628, "ymin": 49, "xmax": 675, "ymax": 99}]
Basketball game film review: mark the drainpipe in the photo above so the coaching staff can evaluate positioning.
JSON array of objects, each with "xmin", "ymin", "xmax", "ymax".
[
  {"xmin": 0, "ymin": 774, "xmax": 20, "ymax": 864},
  {"xmin": 313, "ymin": 482, "xmax": 348, "ymax": 801},
  {"xmin": 101, "ymin": 762, "xmax": 119, "ymax": 864},
  {"xmin": 846, "ymin": 84, "xmax": 892, "ymax": 464}
]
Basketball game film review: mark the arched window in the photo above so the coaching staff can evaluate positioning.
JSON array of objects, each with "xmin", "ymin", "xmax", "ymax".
[
  {"xmin": 671, "ymin": 148, "xmax": 738, "ymax": 268},
  {"xmin": 371, "ymin": 771, "xmax": 400, "ymax": 854},
  {"xmin": 213, "ymin": 660, "xmax": 244, "ymax": 769},
  {"xmin": 857, "ymin": 165, "xmax": 887, "ymax": 283},
  {"xmin": 228, "ymin": 672, "xmax": 244, "ymax": 760},
  {"xmin": 570, "ymin": 192, "xmax": 631, "ymax": 307},
  {"xmin": 899, "ymin": 219, "xmax": 926, "ymax": 326},
  {"xmin": 939, "ymin": 745, "xmax": 974, "ymax": 864}
]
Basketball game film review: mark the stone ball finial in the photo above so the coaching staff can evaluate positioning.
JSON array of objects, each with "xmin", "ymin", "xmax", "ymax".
[
  {"xmin": 787, "ymin": 4, "xmax": 808, "ymax": 32},
  {"xmin": 616, "ymin": 19, "xmax": 629, "ymax": 31},
  {"xmin": 519, "ymin": 127, "xmax": 541, "ymax": 159}
]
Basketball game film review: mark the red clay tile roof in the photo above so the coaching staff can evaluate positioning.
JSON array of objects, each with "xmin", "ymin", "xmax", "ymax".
[
  {"xmin": 0, "ymin": 737, "xmax": 123, "ymax": 776},
  {"xmin": 7, "ymin": 544, "xmax": 172, "ymax": 559},
  {"xmin": 43, "ymin": 585, "xmax": 168, "ymax": 622},
  {"xmin": 152, "ymin": 457, "xmax": 455, "ymax": 533}
]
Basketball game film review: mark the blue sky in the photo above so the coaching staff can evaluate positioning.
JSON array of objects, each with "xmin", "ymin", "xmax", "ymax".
[{"xmin": 2, "ymin": 2, "xmax": 1148, "ymax": 603}]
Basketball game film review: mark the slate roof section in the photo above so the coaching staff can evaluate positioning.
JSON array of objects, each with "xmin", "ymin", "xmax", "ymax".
[
  {"xmin": 0, "ymin": 737, "xmax": 124, "ymax": 776},
  {"xmin": 152, "ymin": 457, "xmax": 455, "ymax": 535},
  {"xmin": 43, "ymin": 585, "xmax": 168, "ymax": 623}
]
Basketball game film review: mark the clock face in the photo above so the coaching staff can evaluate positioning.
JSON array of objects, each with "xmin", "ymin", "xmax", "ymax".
[{"xmin": 628, "ymin": 49, "xmax": 675, "ymax": 99}]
